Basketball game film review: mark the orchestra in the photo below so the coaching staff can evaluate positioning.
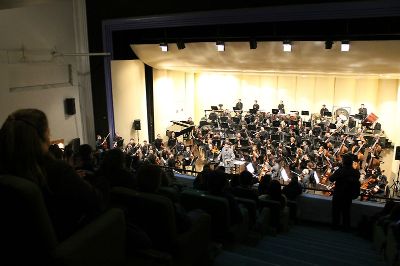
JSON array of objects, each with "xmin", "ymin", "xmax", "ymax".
[{"xmin": 95, "ymin": 101, "xmax": 389, "ymax": 201}]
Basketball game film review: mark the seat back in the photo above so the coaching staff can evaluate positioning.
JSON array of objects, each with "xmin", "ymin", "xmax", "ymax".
[
  {"xmin": 0, "ymin": 175, "xmax": 58, "ymax": 265},
  {"xmin": 110, "ymin": 187, "xmax": 177, "ymax": 251},
  {"xmin": 180, "ymin": 189, "xmax": 230, "ymax": 237}
]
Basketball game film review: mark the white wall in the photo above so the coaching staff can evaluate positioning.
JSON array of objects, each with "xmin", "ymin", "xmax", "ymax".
[
  {"xmin": 111, "ymin": 60, "xmax": 148, "ymax": 144},
  {"xmin": 0, "ymin": 1, "xmax": 87, "ymax": 145}
]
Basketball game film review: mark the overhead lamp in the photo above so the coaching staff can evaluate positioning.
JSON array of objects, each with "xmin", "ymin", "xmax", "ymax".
[
  {"xmin": 341, "ymin": 40, "xmax": 350, "ymax": 52},
  {"xmin": 159, "ymin": 43, "xmax": 168, "ymax": 52},
  {"xmin": 325, "ymin": 40, "xmax": 333, "ymax": 49},
  {"xmin": 249, "ymin": 39, "xmax": 257, "ymax": 49},
  {"xmin": 283, "ymin": 40, "xmax": 292, "ymax": 52},
  {"xmin": 176, "ymin": 40, "xmax": 185, "ymax": 50},
  {"xmin": 216, "ymin": 41, "xmax": 225, "ymax": 52}
]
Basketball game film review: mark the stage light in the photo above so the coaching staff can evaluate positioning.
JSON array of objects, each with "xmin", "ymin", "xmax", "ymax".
[
  {"xmin": 283, "ymin": 40, "xmax": 292, "ymax": 52},
  {"xmin": 176, "ymin": 40, "xmax": 185, "ymax": 50},
  {"xmin": 216, "ymin": 41, "xmax": 225, "ymax": 52},
  {"xmin": 159, "ymin": 43, "xmax": 168, "ymax": 52},
  {"xmin": 250, "ymin": 39, "xmax": 257, "ymax": 49},
  {"xmin": 341, "ymin": 40, "xmax": 350, "ymax": 52},
  {"xmin": 325, "ymin": 40, "xmax": 333, "ymax": 49}
]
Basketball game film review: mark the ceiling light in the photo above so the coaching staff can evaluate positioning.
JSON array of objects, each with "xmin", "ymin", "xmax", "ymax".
[
  {"xmin": 159, "ymin": 43, "xmax": 168, "ymax": 52},
  {"xmin": 283, "ymin": 41, "xmax": 292, "ymax": 52},
  {"xmin": 177, "ymin": 40, "xmax": 185, "ymax": 50},
  {"xmin": 216, "ymin": 41, "xmax": 225, "ymax": 52},
  {"xmin": 341, "ymin": 40, "xmax": 350, "ymax": 52},
  {"xmin": 250, "ymin": 39, "xmax": 257, "ymax": 49},
  {"xmin": 325, "ymin": 40, "xmax": 333, "ymax": 49}
]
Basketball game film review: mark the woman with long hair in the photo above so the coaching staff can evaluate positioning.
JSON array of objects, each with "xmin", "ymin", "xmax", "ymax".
[{"xmin": 0, "ymin": 109, "xmax": 104, "ymax": 240}]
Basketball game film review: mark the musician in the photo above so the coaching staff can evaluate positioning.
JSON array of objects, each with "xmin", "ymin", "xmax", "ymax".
[
  {"xmin": 217, "ymin": 141, "xmax": 235, "ymax": 173},
  {"xmin": 320, "ymin": 104, "xmax": 329, "ymax": 117},
  {"xmin": 278, "ymin": 100, "xmax": 285, "ymax": 114},
  {"xmin": 141, "ymin": 140, "xmax": 149, "ymax": 157},
  {"xmin": 167, "ymin": 131, "xmax": 177, "ymax": 153},
  {"xmin": 329, "ymin": 153, "xmax": 361, "ymax": 231},
  {"xmin": 235, "ymin": 99, "xmax": 243, "ymax": 110},
  {"xmin": 182, "ymin": 146, "xmax": 194, "ymax": 171},
  {"xmin": 153, "ymin": 134, "xmax": 163, "ymax": 151},
  {"xmin": 253, "ymin": 100, "xmax": 260, "ymax": 111},
  {"xmin": 125, "ymin": 138, "xmax": 138, "ymax": 155},
  {"xmin": 358, "ymin": 104, "xmax": 368, "ymax": 120}
]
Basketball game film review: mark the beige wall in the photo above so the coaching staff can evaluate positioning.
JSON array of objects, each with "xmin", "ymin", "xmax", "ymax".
[
  {"xmin": 111, "ymin": 60, "xmax": 148, "ymax": 145},
  {"xmin": 0, "ymin": 1, "xmax": 85, "ymax": 145}
]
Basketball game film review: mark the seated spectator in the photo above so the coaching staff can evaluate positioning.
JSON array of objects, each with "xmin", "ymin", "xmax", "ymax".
[
  {"xmin": 97, "ymin": 148, "xmax": 136, "ymax": 189},
  {"xmin": 258, "ymin": 173, "xmax": 272, "ymax": 195},
  {"xmin": 74, "ymin": 144, "xmax": 95, "ymax": 173},
  {"xmin": 48, "ymin": 143, "xmax": 64, "ymax": 160},
  {"xmin": 136, "ymin": 164, "xmax": 192, "ymax": 233},
  {"xmin": 0, "ymin": 109, "xmax": 105, "ymax": 241},
  {"xmin": 282, "ymin": 175, "xmax": 303, "ymax": 201},
  {"xmin": 193, "ymin": 163, "xmax": 211, "ymax": 191},
  {"xmin": 231, "ymin": 170, "xmax": 259, "ymax": 204},
  {"xmin": 260, "ymin": 179, "xmax": 287, "ymax": 209},
  {"xmin": 208, "ymin": 170, "xmax": 243, "ymax": 225}
]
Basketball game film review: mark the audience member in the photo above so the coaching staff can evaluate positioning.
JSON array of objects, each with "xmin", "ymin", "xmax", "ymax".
[
  {"xmin": 282, "ymin": 176, "xmax": 303, "ymax": 201},
  {"xmin": 0, "ymin": 109, "xmax": 105, "ymax": 241}
]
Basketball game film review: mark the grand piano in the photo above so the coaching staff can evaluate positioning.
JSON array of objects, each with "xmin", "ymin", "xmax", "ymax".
[{"xmin": 166, "ymin": 120, "xmax": 195, "ymax": 142}]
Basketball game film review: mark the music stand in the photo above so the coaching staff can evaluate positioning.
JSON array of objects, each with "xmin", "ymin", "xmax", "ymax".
[
  {"xmin": 272, "ymin": 109, "xmax": 279, "ymax": 114},
  {"xmin": 290, "ymin": 120, "xmax": 298, "ymax": 126},
  {"xmin": 272, "ymin": 121, "xmax": 280, "ymax": 127},
  {"xmin": 249, "ymin": 108, "xmax": 256, "ymax": 114},
  {"xmin": 245, "ymin": 117, "xmax": 251, "ymax": 124},
  {"xmin": 221, "ymin": 122, "xmax": 229, "ymax": 129},
  {"xmin": 271, "ymin": 134, "xmax": 280, "ymax": 141},
  {"xmin": 232, "ymin": 117, "xmax": 240, "ymax": 124},
  {"xmin": 329, "ymin": 123, "xmax": 337, "ymax": 129},
  {"xmin": 211, "ymin": 106, "xmax": 218, "ymax": 111},
  {"xmin": 324, "ymin": 111, "xmax": 332, "ymax": 117},
  {"xmin": 301, "ymin": 111, "xmax": 309, "ymax": 116},
  {"xmin": 303, "ymin": 121, "xmax": 311, "ymax": 128},
  {"xmin": 241, "ymin": 139, "xmax": 250, "ymax": 147}
]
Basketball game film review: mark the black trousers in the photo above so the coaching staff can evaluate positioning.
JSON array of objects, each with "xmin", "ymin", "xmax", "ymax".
[{"xmin": 332, "ymin": 196, "xmax": 352, "ymax": 230}]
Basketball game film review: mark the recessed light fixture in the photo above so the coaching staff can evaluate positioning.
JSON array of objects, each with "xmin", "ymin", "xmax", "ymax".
[
  {"xmin": 216, "ymin": 41, "xmax": 225, "ymax": 52},
  {"xmin": 283, "ymin": 40, "xmax": 292, "ymax": 52},
  {"xmin": 341, "ymin": 40, "xmax": 350, "ymax": 52},
  {"xmin": 160, "ymin": 43, "xmax": 168, "ymax": 52}
]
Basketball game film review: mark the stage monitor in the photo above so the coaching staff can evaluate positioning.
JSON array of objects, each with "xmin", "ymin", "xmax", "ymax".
[
  {"xmin": 324, "ymin": 111, "xmax": 332, "ymax": 117},
  {"xmin": 301, "ymin": 111, "xmax": 309, "ymax": 116},
  {"xmin": 272, "ymin": 108, "xmax": 279, "ymax": 114},
  {"xmin": 272, "ymin": 121, "xmax": 280, "ymax": 127},
  {"xmin": 303, "ymin": 121, "xmax": 311, "ymax": 128},
  {"xmin": 271, "ymin": 134, "xmax": 280, "ymax": 141},
  {"xmin": 220, "ymin": 116, "xmax": 228, "ymax": 122},
  {"xmin": 247, "ymin": 124, "xmax": 256, "ymax": 131}
]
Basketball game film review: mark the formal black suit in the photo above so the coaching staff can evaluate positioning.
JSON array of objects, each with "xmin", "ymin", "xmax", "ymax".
[
  {"xmin": 236, "ymin": 101, "xmax": 243, "ymax": 110},
  {"xmin": 329, "ymin": 164, "xmax": 360, "ymax": 230}
]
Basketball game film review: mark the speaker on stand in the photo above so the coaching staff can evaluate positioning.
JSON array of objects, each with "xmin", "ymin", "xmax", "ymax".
[{"xmin": 133, "ymin": 119, "xmax": 141, "ymax": 143}]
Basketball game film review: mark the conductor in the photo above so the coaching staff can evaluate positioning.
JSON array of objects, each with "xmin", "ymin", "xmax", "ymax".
[{"xmin": 217, "ymin": 141, "xmax": 235, "ymax": 173}]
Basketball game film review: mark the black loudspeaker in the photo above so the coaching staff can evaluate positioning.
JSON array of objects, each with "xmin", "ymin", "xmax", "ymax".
[
  {"xmin": 395, "ymin": 146, "xmax": 400, "ymax": 161},
  {"xmin": 133, "ymin": 119, "xmax": 141, "ymax": 130},
  {"xmin": 64, "ymin": 98, "xmax": 76, "ymax": 115}
]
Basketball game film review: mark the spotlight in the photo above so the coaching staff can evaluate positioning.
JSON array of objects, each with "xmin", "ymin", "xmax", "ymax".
[
  {"xmin": 177, "ymin": 40, "xmax": 185, "ymax": 50},
  {"xmin": 216, "ymin": 41, "xmax": 225, "ymax": 52},
  {"xmin": 250, "ymin": 39, "xmax": 257, "ymax": 49},
  {"xmin": 283, "ymin": 40, "xmax": 292, "ymax": 52},
  {"xmin": 341, "ymin": 40, "xmax": 350, "ymax": 52},
  {"xmin": 325, "ymin": 40, "xmax": 333, "ymax": 49},
  {"xmin": 159, "ymin": 43, "xmax": 168, "ymax": 52}
]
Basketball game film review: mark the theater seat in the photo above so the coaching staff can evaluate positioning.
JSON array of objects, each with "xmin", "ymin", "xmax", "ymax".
[
  {"xmin": 0, "ymin": 175, "xmax": 127, "ymax": 266},
  {"xmin": 110, "ymin": 187, "xmax": 211, "ymax": 266},
  {"xmin": 180, "ymin": 189, "xmax": 249, "ymax": 244},
  {"xmin": 259, "ymin": 197, "xmax": 290, "ymax": 233}
]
